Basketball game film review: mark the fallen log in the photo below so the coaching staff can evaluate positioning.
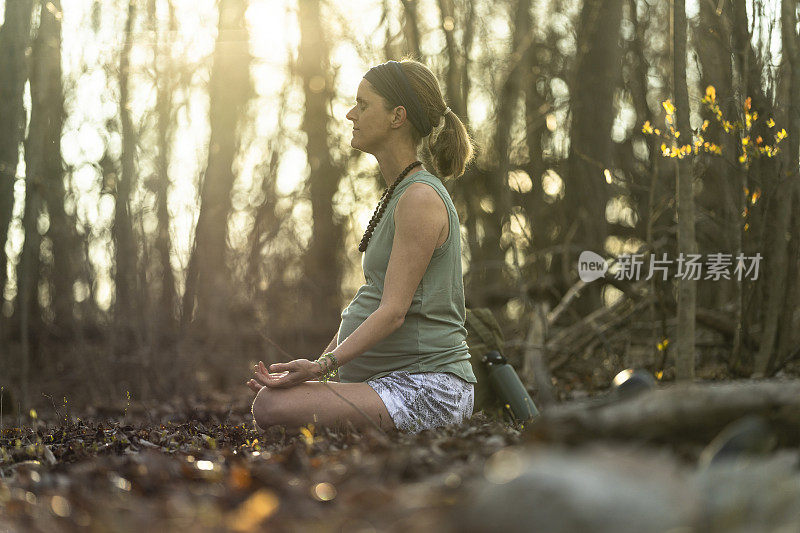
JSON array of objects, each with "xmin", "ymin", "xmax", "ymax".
[{"xmin": 526, "ymin": 379, "xmax": 800, "ymax": 447}]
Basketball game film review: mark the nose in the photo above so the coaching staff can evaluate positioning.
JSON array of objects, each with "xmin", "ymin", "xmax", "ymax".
[{"xmin": 346, "ymin": 105, "xmax": 357, "ymax": 123}]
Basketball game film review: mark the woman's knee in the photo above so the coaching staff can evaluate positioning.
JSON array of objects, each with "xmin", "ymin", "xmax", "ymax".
[{"xmin": 252, "ymin": 387, "xmax": 284, "ymax": 430}]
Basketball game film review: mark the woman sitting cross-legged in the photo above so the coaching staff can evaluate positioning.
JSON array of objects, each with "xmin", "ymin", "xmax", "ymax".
[{"xmin": 247, "ymin": 59, "xmax": 477, "ymax": 434}]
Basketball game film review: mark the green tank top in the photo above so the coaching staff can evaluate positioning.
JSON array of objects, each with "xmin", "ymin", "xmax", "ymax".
[{"xmin": 337, "ymin": 170, "xmax": 477, "ymax": 384}]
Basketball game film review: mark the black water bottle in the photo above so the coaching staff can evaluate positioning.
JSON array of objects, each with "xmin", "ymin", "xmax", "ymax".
[{"xmin": 483, "ymin": 351, "xmax": 540, "ymax": 422}]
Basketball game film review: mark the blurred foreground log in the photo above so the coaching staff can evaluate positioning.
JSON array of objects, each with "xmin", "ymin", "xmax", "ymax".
[
  {"xmin": 527, "ymin": 379, "xmax": 800, "ymax": 446},
  {"xmin": 453, "ymin": 444, "xmax": 800, "ymax": 533}
]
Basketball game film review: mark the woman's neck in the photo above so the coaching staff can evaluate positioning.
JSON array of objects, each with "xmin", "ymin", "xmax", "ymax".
[{"xmin": 374, "ymin": 144, "xmax": 424, "ymax": 187}]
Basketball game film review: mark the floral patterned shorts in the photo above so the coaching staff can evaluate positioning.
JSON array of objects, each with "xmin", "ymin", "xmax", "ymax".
[{"xmin": 366, "ymin": 371, "xmax": 475, "ymax": 434}]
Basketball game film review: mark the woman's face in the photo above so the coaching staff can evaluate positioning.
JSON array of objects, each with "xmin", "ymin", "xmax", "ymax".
[{"xmin": 346, "ymin": 79, "xmax": 393, "ymax": 153}]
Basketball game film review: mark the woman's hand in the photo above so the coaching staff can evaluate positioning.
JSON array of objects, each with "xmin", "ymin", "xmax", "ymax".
[{"xmin": 246, "ymin": 359, "xmax": 321, "ymax": 391}]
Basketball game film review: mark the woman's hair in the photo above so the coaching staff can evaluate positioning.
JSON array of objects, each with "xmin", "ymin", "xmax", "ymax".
[{"xmin": 384, "ymin": 59, "xmax": 474, "ymax": 179}]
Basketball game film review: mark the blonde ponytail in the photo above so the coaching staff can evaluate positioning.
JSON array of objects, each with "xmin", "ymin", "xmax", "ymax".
[{"xmin": 398, "ymin": 60, "xmax": 475, "ymax": 179}]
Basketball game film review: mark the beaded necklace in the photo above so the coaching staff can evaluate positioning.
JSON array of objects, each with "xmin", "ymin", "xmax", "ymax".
[{"xmin": 358, "ymin": 160, "xmax": 423, "ymax": 252}]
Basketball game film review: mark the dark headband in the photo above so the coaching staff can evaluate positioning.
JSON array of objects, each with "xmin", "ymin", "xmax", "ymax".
[{"xmin": 363, "ymin": 61, "xmax": 433, "ymax": 137}]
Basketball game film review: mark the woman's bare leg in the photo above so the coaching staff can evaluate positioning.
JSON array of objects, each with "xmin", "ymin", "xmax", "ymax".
[{"xmin": 251, "ymin": 380, "xmax": 396, "ymax": 433}]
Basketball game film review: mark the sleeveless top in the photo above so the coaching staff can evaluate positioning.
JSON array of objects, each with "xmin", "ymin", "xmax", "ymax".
[{"xmin": 336, "ymin": 170, "xmax": 477, "ymax": 384}]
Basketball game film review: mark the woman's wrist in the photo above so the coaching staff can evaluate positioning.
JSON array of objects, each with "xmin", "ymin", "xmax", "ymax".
[{"xmin": 315, "ymin": 352, "xmax": 339, "ymax": 382}]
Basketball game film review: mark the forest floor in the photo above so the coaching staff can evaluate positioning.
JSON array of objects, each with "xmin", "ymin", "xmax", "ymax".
[
  {"xmin": 0, "ymin": 391, "xmax": 527, "ymax": 533},
  {"xmin": 2, "ymin": 371, "xmax": 800, "ymax": 532}
]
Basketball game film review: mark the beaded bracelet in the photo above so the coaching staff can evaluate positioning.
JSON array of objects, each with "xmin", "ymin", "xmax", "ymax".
[
  {"xmin": 315, "ymin": 352, "xmax": 339, "ymax": 382},
  {"xmin": 321, "ymin": 352, "xmax": 339, "ymax": 370}
]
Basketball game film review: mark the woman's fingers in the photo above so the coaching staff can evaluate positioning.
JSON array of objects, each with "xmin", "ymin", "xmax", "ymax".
[
  {"xmin": 261, "ymin": 369, "xmax": 300, "ymax": 388},
  {"xmin": 250, "ymin": 360, "xmax": 302, "ymax": 390},
  {"xmin": 268, "ymin": 361, "xmax": 289, "ymax": 373},
  {"xmin": 253, "ymin": 367, "xmax": 270, "ymax": 384}
]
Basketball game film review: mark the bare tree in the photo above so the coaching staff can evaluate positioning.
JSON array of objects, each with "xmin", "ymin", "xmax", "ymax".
[
  {"xmin": 465, "ymin": 0, "xmax": 531, "ymax": 309},
  {"xmin": 150, "ymin": 0, "xmax": 178, "ymax": 338},
  {"xmin": 773, "ymin": 0, "xmax": 800, "ymax": 374},
  {"xmin": 673, "ymin": 0, "xmax": 696, "ymax": 380},
  {"xmin": 564, "ymin": 0, "xmax": 623, "ymax": 311},
  {"xmin": 436, "ymin": 0, "xmax": 466, "ymax": 118},
  {"xmin": 694, "ymin": 0, "xmax": 746, "ymax": 371},
  {"xmin": 0, "ymin": 0, "xmax": 34, "ymax": 338},
  {"xmin": 754, "ymin": 0, "xmax": 800, "ymax": 376},
  {"xmin": 34, "ymin": 0, "xmax": 77, "ymax": 339},
  {"xmin": 182, "ymin": 0, "xmax": 253, "ymax": 334},
  {"xmin": 296, "ymin": 0, "xmax": 346, "ymax": 351},
  {"xmin": 113, "ymin": 0, "xmax": 141, "ymax": 345},
  {"xmin": 18, "ymin": 0, "xmax": 71, "ymax": 404},
  {"xmin": 400, "ymin": 0, "xmax": 422, "ymax": 59}
]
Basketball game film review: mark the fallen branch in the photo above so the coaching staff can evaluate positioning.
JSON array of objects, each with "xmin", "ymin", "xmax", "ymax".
[{"xmin": 527, "ymin": 379, "xmax": 800, "ymax": 446}]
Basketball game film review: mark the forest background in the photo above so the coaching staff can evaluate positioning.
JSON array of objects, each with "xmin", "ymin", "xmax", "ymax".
[{"xmin": 1, "ymin": 0, "xmax": 799, "ymax": 413}]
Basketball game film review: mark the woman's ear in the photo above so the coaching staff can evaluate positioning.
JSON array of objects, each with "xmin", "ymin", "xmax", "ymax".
[{"xmin": 390, "ymin": 105, "xmax": 408, "ymax": 129}]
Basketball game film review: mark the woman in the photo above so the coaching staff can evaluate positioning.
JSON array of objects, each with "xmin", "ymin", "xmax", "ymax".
[{"xmin": 247, "ymin": 59, "xmax": 476, "ymax": 434}]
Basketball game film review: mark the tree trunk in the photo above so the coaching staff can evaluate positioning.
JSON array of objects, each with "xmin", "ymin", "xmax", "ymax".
[
  {"xmin": 399, "ymin": 0, "xmax": 421, "ymax": 59},
  {"xmin": 297, "ymin": 0, "xmax": 345, "ymax": 351},
  {"xmin": 31, "ymin": 0, "xmax": 76, "ymax": 338},
  {"xmin": 673, "ymin": 0, "xmax": 696, "ymax": 381},
  {"xmin": 436, "ymin": 0, "xmax": 466, "ymax": 118},
  {"xmin": 754, "ymin": 0, "xmax": 800, "ymax": 376},
  {"xmin": 0, "ymin": 0, "xmax": 34, "ymax": 337},
  {"xmin": 460, "ymin": 0, "xmax": 475, "ymax": 120},
  {"xmin": 19, "ymin": 0, "xmax": 70, "ymax": 406},
  {"xmin": 469, "ymin": 0, "xmax": 531, "ymax": 309},
  {"xmin": 775, "ymin": 0, "xmax": 800, "ymax": 371},
  {"xmin": 181, "ymin": 0, "xmax": 252, "ymax": 334},
  {"xmin": 151, "ymin": 0, "xmax": 178, "ymax": 338},
  {"xmin": 694, "ymin": 0, "xmax": 746, "ymax": 372},
  {"xmin": 113, "ymin": 0, "xmax": 141, "ymax": 346},
  {"xmin": 563, "ymin": 0, "xmax": 623, "ymax": 311}
]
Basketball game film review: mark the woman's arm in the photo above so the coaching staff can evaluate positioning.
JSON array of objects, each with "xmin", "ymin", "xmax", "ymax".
[
  {"xmin": 322, "ymin": 330, "xmax": 338, "ymax": 355},
  {"xmin": 325, "ymin": 184, "xmax": 445, "ymax": 370},
  {"xmin": 324, "ymin": 307, "xmax": 403, "ymax": 368},
  {"xmin": 259, "ymin": 185, "xmax": 444, "ymax": 386},
  {"xmin": 253, "ymin": 309, "xmax": 400, "ymax": 389}
]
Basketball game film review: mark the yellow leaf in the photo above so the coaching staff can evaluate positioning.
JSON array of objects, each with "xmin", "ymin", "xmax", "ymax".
[
  {"xmin": 662, "ymin": 99, "xmax": 675, "ymax": 115},
  {"xmin": 227, "ymin": 490, "xmax": 279, "ymax": 532},
  {"xmin": 300, "ymin": 424, "xmax": 315, "ymax": 447},
  {"xmin": 767, "ymin": 118, "xmax": 775, "ymax": 128},
  {"xmin": 705, "ymin": 85, "xmax": 716, "ymax": 101}
]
